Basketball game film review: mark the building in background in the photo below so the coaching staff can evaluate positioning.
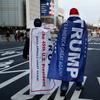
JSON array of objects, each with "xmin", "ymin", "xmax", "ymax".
[
  {"xmin": 40, "ymin": 0, "xmax": 54, "ymax": 24},
  {"xmin": 0, "ymin": 0, "xmax": 64, "ymax": 29},
  {"xmin": 40, "ymin": 0, "xmax": 65, "ymax": 29},
  {"xmin": 26, "ymin": 0, "xmax": 40, "ymax": 28},
  {"xmin": 0, "ymin": 0, "xmax": 26, "ymax": 28},
  {"xmin": 40, "ymin": 0, "xmax": 58, "ymax": 26},
  {"xmin": 0, "ymin": 0, "xmax": 40, "ymax": 29}
]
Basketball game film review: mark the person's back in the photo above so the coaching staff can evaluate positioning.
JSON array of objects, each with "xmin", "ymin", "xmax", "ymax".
[
  {"xmin": 60, "ymin": 8, "xmax": 88, "ymax": 96},
  {"xmin": 47, "ymin": 8, "xmax": 88, "ymax": 96},
  {"xmin": 23, "ymin": 18, "xmax": 42, "ymax": 59},
  {"xmin": 27, "ymin": 18, "xmax": 55, "ymax": 95}
]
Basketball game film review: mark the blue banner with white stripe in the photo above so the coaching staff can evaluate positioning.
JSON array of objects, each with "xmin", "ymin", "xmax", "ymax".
[
  {"xmin": 40, "ymin": 0, "xmax": 54, "ymax": 16},
  {"xmin": 47, "ymin": 17, "xmax": 88, "ymax": 82}
]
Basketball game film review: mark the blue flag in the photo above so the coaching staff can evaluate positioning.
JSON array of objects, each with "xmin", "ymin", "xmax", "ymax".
[{"xmin": 47, "ymin": 17, "xmax": 88, "ymax": 82}]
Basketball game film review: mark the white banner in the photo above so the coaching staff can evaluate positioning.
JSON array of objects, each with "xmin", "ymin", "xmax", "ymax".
[{"xmin": 29, "ymin": 27, "xmax": 60, "ymax": 95}]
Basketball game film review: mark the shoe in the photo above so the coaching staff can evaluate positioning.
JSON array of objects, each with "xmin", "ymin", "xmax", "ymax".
[
  {"xmin": 75, "ymin": 82, "xmax": 84, "ymax": 91},
  {"xmin": 60, "ymin": 81, "xmax": 69, "ymax": 96},
  {"xmin": 60, "ymin": 90, "xmax": 66, "ymax": 96}
]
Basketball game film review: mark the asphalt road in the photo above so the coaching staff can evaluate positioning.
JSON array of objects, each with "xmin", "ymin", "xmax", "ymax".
[{"xmin": 0, "ymin": 37, "xmax": 100, "ymax": 100}]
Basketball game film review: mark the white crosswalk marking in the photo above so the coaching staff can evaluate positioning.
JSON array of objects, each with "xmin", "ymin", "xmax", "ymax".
[
  {"xmin": 0, "ymin": 60, "xmax": 14, "ymax": 68},
  {"xmin": 89, "ymin": 43, "xmax": 100, "ymax": 45},
  {"xmin": 40, "ymin": 93, "xmax": 54, "ymax": 100},
  {"xmin": 54, "ymin": 88, "xmax": 64, "ymax": 100},
  {"xmin": 0, "ymin": 46, "xmax": 23, "ymax": 52},
  {"xmin": 11, "ymin": 85, "xmax": 34, "ymax": 100},
  {"xmin": 39, "ymin": 77, "xmax": 88, "ymax": 100},
  {"xmin": 0, "ymin": 53, "xmax": 22, "ymax": 61},
  {"xmin": 0, "ymin": 71, "xmax": 29, "ymax": 89},
  {"xmin": 54, "ymin": 82, "xmax": 74, "ymax": 100},
  {"xmin": 1, "ymin": 51, "xmax": 16, "ymax": 56},
  {"xmin": 71, "ymin": 91, "xmax": 92, "ymax": 100},
  {"xmin": 70, "ymin": 77, "xmax": 92, "ymax": 100},
  {"xmin": 40, "ymin": 80, "xmax": 61, "ymax": 100},
  {"xmin": 0, "ymin": 61, "xmax": 28, "ymax": 72},
  {"xmin": 0, "ymin": 70, "xmax": 29, "ymax": 74},
  {"xmin": 0, "ymin": 39, "xmax": 100, "ymax": 100},
  {"xmin": 97, "ymin": 77, "xmax": 100, "ymax": 85},
  {"xmin": 88, "ymin": 48, "xmax": 100, "ymax": 51}
]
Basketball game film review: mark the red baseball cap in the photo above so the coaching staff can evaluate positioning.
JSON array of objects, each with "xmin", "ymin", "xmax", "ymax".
[{"xmin": 69, "ymin": 8, "xmax": 79, "ymax": 15}]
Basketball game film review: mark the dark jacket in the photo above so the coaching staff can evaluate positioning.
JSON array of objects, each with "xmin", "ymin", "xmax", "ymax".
[{"xmin": 23, "ymin": 37, "xmax": 29, "ymax": 59}]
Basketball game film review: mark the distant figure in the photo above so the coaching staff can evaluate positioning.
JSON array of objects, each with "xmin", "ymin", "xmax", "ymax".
[
  {"xmin": 17, "ymin": 31, "xmax": 21, "ymax": 42},
  {"xmin": 47, "ymin": 8, "xmax": 88, "ymax": 96},
  {"xmin": 23, "ymin": 29, "xmax": 30, "ymax": 59},
  {"xmin": 5, "ymin": 30, "xmax": 10, "ymax": 42},
  {"xmin": 23, "ymin": 18, "xmax": 44, "ymax": 59}
]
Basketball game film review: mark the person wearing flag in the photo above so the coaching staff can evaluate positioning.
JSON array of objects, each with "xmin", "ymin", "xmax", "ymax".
[{"xmin": 47, "ymin": 8, "xmax": 88, "ymax": 96}]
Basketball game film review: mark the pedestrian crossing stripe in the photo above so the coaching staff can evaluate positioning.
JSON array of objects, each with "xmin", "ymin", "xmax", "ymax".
[
  {"xmin": 10, "ymin": 76, "xmax": 95, "ymax": 100},
  {"xmin": 97, "ymin": 77, "xmax": 100, "ymax": 85},
  {"xmin": 89, "ymin": 43, "xmax": 100, "ymax": 45}
]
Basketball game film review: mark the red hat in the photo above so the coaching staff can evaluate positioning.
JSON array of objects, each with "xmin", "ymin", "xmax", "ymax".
[{"xmin": 69, "ymin": 8, "xmax": 79, "ymax": 15}]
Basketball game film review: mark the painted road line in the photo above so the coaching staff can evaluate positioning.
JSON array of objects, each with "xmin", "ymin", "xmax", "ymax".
[
  {"xmin": 54, "ymin": 82, "xmax": 73, "ymax": 100},
  {"xmin": 97, "ymin": 77, "xmax": 100, "ymax": 85},
  {"xmin": 0, "ymin": 53, "xmax": 22, "ymax": 61},
  {"xmin": 70, "ymin": 77, "xmax": 92, "ymax": 100},
  {"xmin": 1, "ymin": 47, "xmax": 100, "ymax": 60},
  {"xmin": 88, "ymin": 37, "xmax": 95, "ymax": 42},
  {"xmin": 1, "ymin": 51, "xmax": 16, "ymax": 56},
  {"xmin": 0, "ymin": 51, "xmax": 23, "ymax": 56},
  {"xmin": 89, "ymin": 43, "xmax": 100, "ymax": 45},
  {"xmin": 88, "ymin": 48, "xmax": 100, "ymax": 51},
  {"xmin": 0, "ymin": 50, "xmax": 23, "ymax": 54},
  {"xmin": 11, "ymin": 85, "xmax": 34, "ymax": 100},
  {"xmin": 11, "ymin": 80, "xmax": 61, "ymax": 100},
  {"xmin": 0, "ymin": 60, "xmax": 14, "ymax": 68},
  {"xmin": 0, "ymin": 61, "xmax": 29, "ymax": 72},
  {"xmin": 88, "ymin": 38, "xmax": 92, "ymax": 42},
  {"xmin": 70, "ymin": 77, "xmax": 86, "ymax": 100},
  {"xmin": 40, "ymin": 93, "xmax": 54, "ymax": 100},
  {"xmin": 0, "ymin": 70, "xmax": 29, "ymax": 74},
  {"xmin": 0, "ymin": 46, "xmax": 23, "ymax": 52},
  {"xmin": 54, "ymin": 88, "xmax": 64, "ymax": 100},
  {"xmin": 0, "ymin": 70, "xmax": 29, "ymax": 89},
  {"xmin": 40, "ymin": 80, "xmax": 61, "ymax": 100},
  {"xmin": 0, "ymin": 51, "xmax": 22, "ymax": 55}
]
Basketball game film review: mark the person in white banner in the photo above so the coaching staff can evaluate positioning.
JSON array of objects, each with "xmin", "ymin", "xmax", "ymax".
[
  {"xmin": 23, "ymin": 18, "xmax": 58, "ymax": 95},
  {"xmin": 23, "ymin": 19, "xmax": 42, "ymax": 60}
]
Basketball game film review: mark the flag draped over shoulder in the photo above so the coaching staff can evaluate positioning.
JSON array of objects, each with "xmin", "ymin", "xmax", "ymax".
[
  {"xmin": 29, "ymin": 27, "xmax": 60, "ymax": 95},
  {"xmin": 47, "ymin": 17, "xmax": 88, "ymax": 82}
]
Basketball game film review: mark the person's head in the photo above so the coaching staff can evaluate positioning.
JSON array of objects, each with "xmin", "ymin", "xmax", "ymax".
[
  {"xmin": 26, "ymin": 28, "xmax": 30, "ymax": 32},
  {"xmin": 69, "ymin": 8, "xmax": 79, "ymax": 16},
  {"xmin": 34, "ymin": 18, "xmax": 42, "ymax": 27}
]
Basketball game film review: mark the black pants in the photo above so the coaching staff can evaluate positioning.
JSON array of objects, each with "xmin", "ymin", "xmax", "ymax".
[
  {"xmin": 60, "ymin": 80, "xmax": 82, "ymax": 92},
  {"xmin": 60, "ymin": 81, "xmax": 69, "ymax": 92}
]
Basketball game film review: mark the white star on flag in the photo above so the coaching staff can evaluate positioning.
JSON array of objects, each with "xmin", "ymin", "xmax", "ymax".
[{"xmin": 46, "ymin": 2, "xmax": 49, "ymax": 6}]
